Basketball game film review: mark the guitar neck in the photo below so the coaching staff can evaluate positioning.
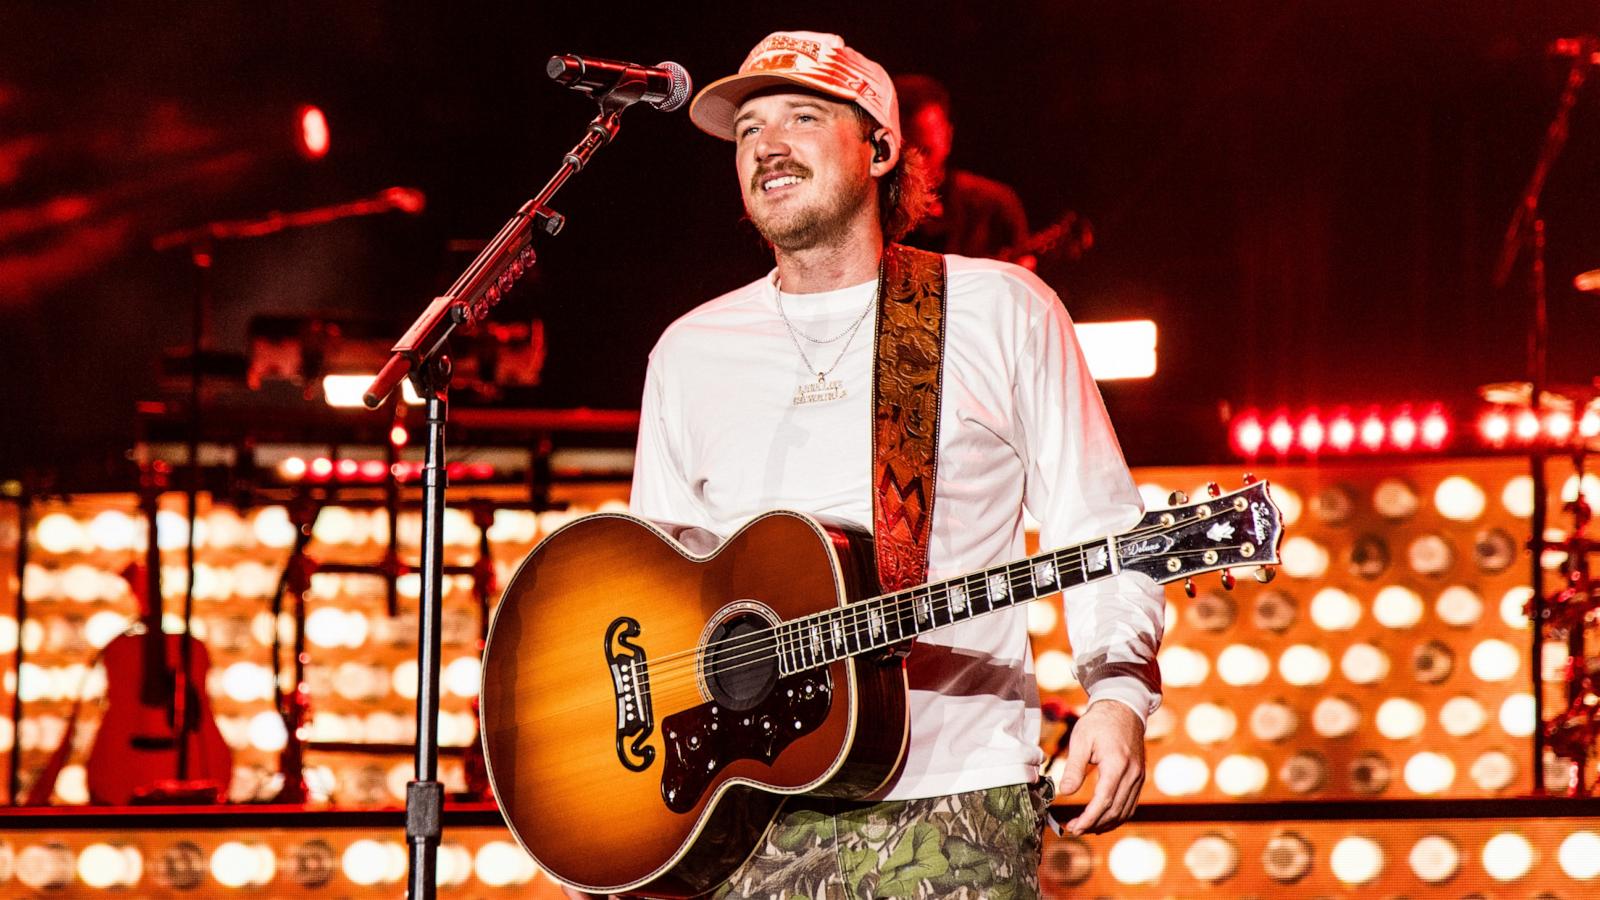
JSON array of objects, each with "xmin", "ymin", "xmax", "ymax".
[{"xmin": 773, "ymin": 534, "xmax": 1120, "ymax": 676}]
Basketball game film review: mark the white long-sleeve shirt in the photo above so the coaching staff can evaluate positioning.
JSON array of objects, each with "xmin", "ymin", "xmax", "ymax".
[{"xmin": 630, "ymin": 254, "xmax": 1163, "ymax": 800}]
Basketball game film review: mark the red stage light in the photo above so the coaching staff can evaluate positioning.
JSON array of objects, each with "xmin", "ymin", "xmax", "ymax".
[
  {"xmin": 1582, "ymin": 410, "xmax": 1600, "ymax": 438},
  {"xmin": 359, "ymin": 460, "xmax": 387, "ymax": 481},
  {"xmin": 1544, "ymin": 410, "xmax": 1574, "ymax": 441},
  {"xmin": 297, "ymin": 105, "xmax": 330, "ymax": 159},
  {"xmin": 1480, "ymin": 411, "xmax": 1511, "ymax": 444},
  {"xmin": 1297, "ymin": 413, "xmax": 1325, "ymax": 454},
  {"xmin": 309, "ymin": 457, "xmax": 334, "ymax": 480},
  {"xmin": 1420, "ymin": 406, "xmax": 1450, "ymax": 449},
  {"xmin": 1328, "ymin": 410, "xmax": 1356, "ymax": 452},
  {"xmin": 279, "ymin": 457, "xmax": 307, "ymax": 481},
  {"xmin": 1513, "ymin": 410, "xmax": 1541, "ymax": 442},
  {"xmin": 1232, "ymin": 412, "xmax": 1265, "ymax": 457},
  {"xmin": 1267, "ymin": 413, "xmax": 1295, "ymax": 455},
  {"xmin": 1359, "ymin": 411, "xmax": 1386, "ymax": 451},
  {"xmin": 335, "ymin": 458, "xmax": 359, "ymax": 479},
  {"xmin": 1390, "ymin": 409, "xmax": 1418, "ymax": 451},
  {"xmin": 389, "ymin": 425, "xmax": 409, "ymax": 447}
]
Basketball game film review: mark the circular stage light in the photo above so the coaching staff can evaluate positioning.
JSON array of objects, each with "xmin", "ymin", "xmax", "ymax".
[
  {"xmin": 87, "ymin": 510, "xmax": 136, "ymax": 552},
  {"xmin": 1280, "ymin": 537, "xmax": 1330, "ymax": 579},
  {"xmin": 1107, "ymin": 836, "xmax": 1165, "ymax": 885},
  {"xmin": 1279, "ymin": 751, "xmax": 1328, "ymax": 794},
  {"xmin": 1558, "ymin": 831, "xmax": 1600, "ymax": 880},
  {"xmin": 1408, "ymin": 834, "xmax": 1460, "ymax": 883},
  {"xmin": 1186, "ymin": 591, "xmax": 1236, "ymax": 632},
  {"xmin": 1434, "ymin": 476, "xmax": 1486, "ymax": 521},
  {"xmin": 1500, "ymin": 586, "xmax": 1532, "ymax": 628},
  {"xmin": 1254, "ymin": 590, "xmax": 1298, "ymax": 632},
  {"xmin": 1310, "ymin": 587, "xmax": 1361, "ymax": 630},
  {"xmin": 1184, "ymin": 834, "xmax": 1239, "ymax": 883},
  {"xmin": 1280, "ymin": 645, "xmax": 1331, "ymax": 686},
  {"xmin": 1372, "ymin": 586, "xmax": 1423, "ymax": 628},
  {"xmin": 1473, "ymin": 528, "xmax": 1517, "ymax": 573},
  {"xmin": 288, "ymin": 839, "xmax": 335, "ymax": 889},
  {"xmin": 1185, "ymin": 703, "xmax": 1237, "ymax": 745},
  {"xmin": 1026, "ymin": 601, "xmax": 1057, "ymax": 635},
  {"xmin": 1312, "ymin": 696, "xmax": 1361, "ymax": 738},
  {"xmin": 1374, "ymin": 479, "xmax": 1419, "ymax": 519},
  {"xmin": 1499, "ymin": 694, "xmax": 1536, "ymax": 736},
  {"xmin": 34, "ymin": 514, "xmax": 85, "ymax": 555},
  {"xmin": 1501, "ymin": 475, "xmax": 1535, "ymax": 517},
  {"xmin": 17, "ymin": 842, "xmax": 73, "ymax": 891},
  {"xmin": 1347, "ymin": 533, "xmax": 1390, "ymax": 579},
  {"xmin": 1261, "ymin": 831, "xmax": 1313, "ymax": 883},
  {"xmin": 1411, "ymin": 640, "xmax": 1455, "ymax": 684},
  {"xmin": 1471, "ymin": 751, "xmax": 1516, "ymax": 792},
  {"xmin": 1215, "ymin": 755, "xmax": 1268, "ymax": 796},
  {"xmin": 1035, "ymin": 649, "xmax": 1078, "ymax": 691},
  {"xmin": 1482, "ymin": 832, "xmax": 1534, "ymax": 882},
  {"xmin": 437, "ymin": 843, "xmax": 474, "ymax": 887},
  {"xmin": 1435, "ymin": 585, "xmax": 1483, "ymax": 626},
  {"xmin": 1376, "ymin": 698, "xmax": 1426, "ymax": 740},
  {"xmin": 475, "ymin": 841, "xmax": 539, "ymax": 887},
  {"xmin": 1407, "ymin": 533, "xmax": 1455, "ymax": 576},
  {"xmin": 444, "ymin": 656, "xmax": 482, "ymax": 698},
  {"xmin": 1403, "ymin": 751, "xmax": 1455, "ymax": 795},
  {"xmin": 1330, "ymin": 835, "xmax": 1383, "ymax": 885},
  {"xmin": 1250, "ymin": 701, "xmax": 1298, "ymax": 742},
  {"xmin": 1152, "ymin": 754, "xmax": 1209, "ymax": 796},
  {"xmin": 1340, "ymin": 643, "xmax": 1390, "ymax": 685},
  {"xmin": 1158, "ymin": 646, "xmax": 1209, "ymax": 688},
  {"xmin": 342, "ymin": 840, "xmax": 388, "ymax": 886},
  {"xmin": 154, "ymin": 842, "xmax": 205, "ymax": 890},
  {"xmin": 76, "ymin": 843, "xmax": 139, "ymax": 889},
  {"xmin": 1349, "ymin": 752, "xmax": 1393, "ymax": 795},
  {"xmin": 1145, "ymin": 706, "xmax": 1176, "ymax": 741},
  {"xmin": 1217, "ymin": 645, "xmax": 1271, "ymax": 686},
  {"xmin": 1439, "ymin": 696, "xmax": 1487, "ymax": 737},
  {"xmin": 1471, "ymin": 639, "xmax": 1520, "ymax": 682},
  {"xmin": 1042, "ymin": 836, "xmax": 1093, "ymax": 887}
]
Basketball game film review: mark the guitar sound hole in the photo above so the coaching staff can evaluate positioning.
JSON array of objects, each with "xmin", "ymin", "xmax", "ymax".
[{"xmin": 703, "ymin": 613, "xmax": 778, "ymax": 712}]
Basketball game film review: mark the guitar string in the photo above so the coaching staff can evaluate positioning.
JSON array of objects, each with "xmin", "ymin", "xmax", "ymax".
[
  {"xmin": 635, "ymin": 543, "xmax": 1255, "ymax": 695},
  {"xmin": 634, "ymin": 541, "xmax": 1259, "ymax": 694},
  {"xmin": 630, "ymin": 506, "xmax": 1259, "ymax": 690},
  {"xmin": 628, "ymin": 500, "xmax": 1253, "ymax": 683},
  {"xmin": 628, "ymin": 500, "xmax": 1241, "ymax": 682}
]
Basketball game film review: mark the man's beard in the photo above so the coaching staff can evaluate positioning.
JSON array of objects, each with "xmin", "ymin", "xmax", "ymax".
[{"xmin": 746, "ymin": 164, "xmax": 874, "ymax": 253}]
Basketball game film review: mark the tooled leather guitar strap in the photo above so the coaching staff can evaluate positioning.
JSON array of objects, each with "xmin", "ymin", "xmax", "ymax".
[{"xmin": 871, "ymin": 243, "xmax": 948, "ymax": 593}]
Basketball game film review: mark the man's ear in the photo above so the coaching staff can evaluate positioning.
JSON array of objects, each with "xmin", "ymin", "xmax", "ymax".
[{"xmin": 869, "ymin": 129, "xmax": 899, "ymax": 174}]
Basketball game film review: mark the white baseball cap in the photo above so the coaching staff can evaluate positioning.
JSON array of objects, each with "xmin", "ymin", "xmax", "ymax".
[{"xmin": 689, "ymin": 31, "xmax": 900, "ymax": 144}]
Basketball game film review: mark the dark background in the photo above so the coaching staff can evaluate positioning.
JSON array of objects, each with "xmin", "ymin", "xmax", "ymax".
[{"xmin": 4, "ymin": 1, "xmax": 1600, "ymax": 478}]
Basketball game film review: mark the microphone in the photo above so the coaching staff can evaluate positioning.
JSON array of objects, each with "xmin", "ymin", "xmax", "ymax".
[{"xmin": 546, "ymin": 54, "xmax": 692, "ymax": 112}]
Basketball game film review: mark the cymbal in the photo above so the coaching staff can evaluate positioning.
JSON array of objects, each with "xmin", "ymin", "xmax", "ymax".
[{"xmin": 1479, "ymin": 380, "xmax": 1600, "ymax": 410}]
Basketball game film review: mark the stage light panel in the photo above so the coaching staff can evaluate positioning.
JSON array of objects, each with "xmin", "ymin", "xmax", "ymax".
[
  {"xmin": 1435, "ymin": 585, "xmax": 1483, "ymax": 626},
  {"xmin": 1217, "ymin": 644, "xmax": 1271, "ymax": 685},
  {"xmin": 1279, "ymin": 536, "xmax": 1329, "ymax": 579},
  {"xmin": 1499, "ymin": 693, "xmax": 1536, "ymax": 736},
  {"xmin": 1153, "ymin": 754, "xmax": 1209, "ymax": 796},
  {"xmin": 247, "ymin": 711, "xmax": 288, "ymax": 752},
  {"xmin": 34, "ymin": 512, "xmax": 86, "ymax": 554},
  {"xmin": 1403, "ymin": 751, "xmax": 1455, "ymax": 795},
  {"xmin": 1470, "ymin": 639, "xmax": 1520, "ymax": 682},
  {"xmin": 1558, "ymin": 831, "xmax": 1600, "ymax": 880},
  {"xmin": 1108, "ymin": 836, "xmax": 1166, "ymax": 884},
  {"xmin": 1408, "ymin": 834, "xmax": 1461, "ymax": 883},
  {"xmin": 1184, "ymin": 703, "xmax": 1238, "ymax": 744},
  {"xmin": 1375, "ymin": 698, "xmax": 1425, "ymax": 740},
  {"xmin": 251, "ymin": 505, "xmax": 297, "ymax": 548},
  {"xmin": 1158, "ymin": 646, "xmax": 1209, "ymax": 688},
  {"xmin": 1439, "ymin": 696, "xmax": 1488, "ymax": 736},
  {"xmin": 1215, "ymin": 754, "xmax": 1269, "ymax": 796},
  {"xmin": 1279, "ymin": 645, "xmax": 1331, "ymax": 686},
  {"xmin": 1340, "ymin": 643, "xmax": 1390, "ymax": 684},
  {"xmin": 1472, "ymin": 751, "xmax": 1517, "ymax": 792},
  {"xmin": 1501, "ymin": 474, "xmax": 1535, "ymax": 517},
  {"xmin": 1372, "ymin": 478, "xmax": 1419, "ymax": 519},
  {"xmin": 1183, "ymin": 833, "xmax": 1239, "ymax": 882},
  {"xmin": 1330, "ymin": 835, "xmax": 1384, "ymax": 884},
  {"xmin": 1482, "ymin": 831, "xmax": 1534, "ymax": 881},
  {"xmin": 1249, "ymin": 701, "xmax": 1298, "ymax": 742},
  {"xmin": 1309, "ymin": 587, "xmax": 1361, "ymax": 630},
  {"xmin": 1262, "ymin": 830, "xmax": 1314, "ymax": 882},
  {"xmin": 1311, "ymin": 696, "xmax": 1360, "ymax": 738},
  {"xmin": 1434, "ymin": 476, "xmax": 1485, "ymax": 520}
]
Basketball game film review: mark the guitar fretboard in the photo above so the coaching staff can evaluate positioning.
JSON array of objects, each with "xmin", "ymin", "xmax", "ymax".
[{"xmin": 773, "ymin": 536, "xmax": 1118, "ymax": 676}]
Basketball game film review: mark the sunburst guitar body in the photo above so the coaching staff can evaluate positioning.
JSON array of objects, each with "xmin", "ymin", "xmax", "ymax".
[{"xmin": 480, "ymin": 483, "xmax": 1281, "ymax": 897}]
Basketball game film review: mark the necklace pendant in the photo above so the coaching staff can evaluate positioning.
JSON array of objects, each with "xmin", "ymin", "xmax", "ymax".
[{"xmin": 817, "ymin": 372, "xmax": 828, "ymax": 385}]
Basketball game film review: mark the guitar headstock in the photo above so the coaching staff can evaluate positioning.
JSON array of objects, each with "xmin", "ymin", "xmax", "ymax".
[{"xmin": 1116, "ymin": 480, "xmax": 1283, "ymax": 586}]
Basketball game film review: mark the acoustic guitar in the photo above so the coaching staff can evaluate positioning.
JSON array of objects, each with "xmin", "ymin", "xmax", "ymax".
[
  {"xmin": 85, "ymin": 556, "xmax": 232, "ymax": 805},
  {"xmin": 479, "ymin": 481, "xmax": 1281, "ymax": 897}
]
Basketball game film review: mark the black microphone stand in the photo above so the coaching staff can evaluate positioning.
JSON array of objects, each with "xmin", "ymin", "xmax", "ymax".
[
  {"xmin": 366, "ymin": 88, "xmax": 647, "ymax": 900},
  {"xmin": 1491, "ymin": 41, "xmax": 1595, "ymax": 796}
]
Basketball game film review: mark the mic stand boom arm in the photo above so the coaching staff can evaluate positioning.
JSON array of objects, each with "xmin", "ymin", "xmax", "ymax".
[{"xmin": 368, "ymin": 91, "xmax": 637, "ymax": 900}]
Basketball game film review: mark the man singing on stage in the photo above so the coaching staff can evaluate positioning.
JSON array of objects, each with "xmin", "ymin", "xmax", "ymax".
[{"xmin": 629, "ymin": 30, "xmax": 1163, "ymax": 898}]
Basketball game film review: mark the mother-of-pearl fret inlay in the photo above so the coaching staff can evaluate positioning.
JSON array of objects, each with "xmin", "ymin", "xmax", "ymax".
[
  {"xmin": 809, "ymin": 624, "xmax": 823, "ymax": 655},
  {"xmin": 868, "ymin": 606, "xmax": 884, "ymax": 638},
  {"xmin": 831, "ymin": 620, "xmax": 845, "ymax": 647},
  {"xmin": 1087, "ymin": 546, "xmax": 1109, "ymax": 572},
  {"xmin": 950, "ymin": 584, "xmax": 968, "ymax": 614},
  {"xmin": 916, "ymin": 594, "xmax": 933, "ymax": 624},
  {"xmin": 1034, "ymin": 561, "xmax": 1057, "ymax": 589},
  {"xmin": 987, "ymin": 573, "xmax": 1009, "ymax": 600}
]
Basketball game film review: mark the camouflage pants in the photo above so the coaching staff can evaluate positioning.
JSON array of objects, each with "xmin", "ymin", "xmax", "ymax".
[{"xmin": 712, "ymin": 781, "xmax": 1053, "ymax": 900}]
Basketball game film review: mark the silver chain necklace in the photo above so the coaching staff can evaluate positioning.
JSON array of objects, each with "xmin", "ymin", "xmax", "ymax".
[{"xmin": 775, "ymin": 269, "xmax": 880, "ymax": 385}]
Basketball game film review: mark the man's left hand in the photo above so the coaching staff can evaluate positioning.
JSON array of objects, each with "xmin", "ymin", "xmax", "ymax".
[{"xmin": 1054, "ymin": 699, "xmax": 1147, "ymax": 835}]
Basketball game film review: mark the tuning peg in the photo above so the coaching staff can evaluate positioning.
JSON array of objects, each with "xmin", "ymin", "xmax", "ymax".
[
  {"xmin": 1183, "ymin": 578, "xmax": 1196, "ymax": 598},
  {"xmin": 1168, "ymin": 490, "xmax": 1189, "ymax": 506},
  {"xmin": 1242, "ymin": 473, "xmax": 1257, "ymax": 485},
  {"xmin": 1220, "ymin": 569, "xmax": 1236, "ymax": 590},
  {"xmin": 1253, "ymin": 566, "xmax": 1276, "ymax": 584},
  {"xmin": 1206, "ymin": 482, "xmax": 1222, "ymax": 498}
]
